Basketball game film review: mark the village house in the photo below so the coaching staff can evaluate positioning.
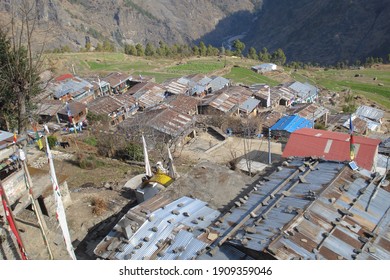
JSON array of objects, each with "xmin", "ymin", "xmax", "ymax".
[
  {"xmin": 53, "ymin": 74, "xmax": 95, "ymax": 103},
  {"xmin": 250, "ymin": 84, "xmax": 294, "ymax": 108},
  {"xmin": 87, "ymin": 95, "xmax": 138, "ymax": 126},
  {"xmin": 257, "ymin": 110, "xmax": 284, "ymax": 135},
  {"xmin": 355, "ymin": 105, "xmax": 385, "ymax": 132},
  {"xmin": 34, "ymin": 100, "xmax": 64, "ymax": 124},
  {"xmin": 94, "ymin": 194, "xmax": 220, "ymax": 260},
  {"xmin": 101, "ymin": 72, "xmax": 133, "ymax": 95},
  {"xmin": 57, "ymin": 101, "xmax": 88, "ymax": 124},
  {"xmin": 165, "ymin": 94, "xmax": 199, "ymax": 116},
  {"xmin": 282, "ymin": 128, "xmax": 381, "ymax": 171},
  {"xmin": 285, "ymin": 81, "xmax": 319, "ymax": 103},
  {"xmin": 287, "ymin": 103, "xmax": 329, "ymax": 126},
  {"xmin": 269, "ymin": 115, "xmax": 312, "ymax": 140},
  {"xmin": 131, "ymin": 82, "xmax": 167, "ymax": 110},
  {"xmin": 251, "ymin": 63, "xmax": 277, "ymax": 73},
  {"xmin": 326, "ymin": 114, "xmax": 368, "ymax": 135},
  {"xmin": 119, "ymin": 106, "xmax": 196, "ymax": 147},
  {"xmin": 198, "ymin": 86, "xmax": 253, "ymax": 116},
  {"xmin": 167, "ymin": 74, "xmax": 230, "ymax": 97}
]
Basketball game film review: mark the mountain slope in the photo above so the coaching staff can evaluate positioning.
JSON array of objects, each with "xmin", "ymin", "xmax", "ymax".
[
  {"xmin": 0, "ymin": 0, "xmax": 260, "ymax": 50},
  {"xmin": 243, "ymin": 0, "xmax": 390, "ymax": 64}
]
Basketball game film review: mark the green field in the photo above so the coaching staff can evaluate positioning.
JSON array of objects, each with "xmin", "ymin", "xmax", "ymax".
[
  {"xmin": 166, "ymin": 60, "xmax": 225, "ymax": 75},
  {"xmin": 291, "ymin": 67, "xmax": 390, "ymax": 109},
  {"xmin": 225, "ymin": 67, "xmax": 279, "ymax": 86}
]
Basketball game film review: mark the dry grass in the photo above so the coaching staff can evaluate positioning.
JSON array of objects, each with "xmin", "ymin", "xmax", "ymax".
[{"xmin": 90, "ymin": 196, "xmax": 108, "ymax": 216}]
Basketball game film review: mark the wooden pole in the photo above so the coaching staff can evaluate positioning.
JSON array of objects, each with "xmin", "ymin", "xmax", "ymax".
[{"xmin": 20, "ymin": 150, "xmax": 54, "ymax": 259}]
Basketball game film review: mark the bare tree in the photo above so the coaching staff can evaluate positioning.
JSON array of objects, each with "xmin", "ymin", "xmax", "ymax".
[{"xmin": 0, "ymin": 1, "xmax": 47, "ymax": 134}]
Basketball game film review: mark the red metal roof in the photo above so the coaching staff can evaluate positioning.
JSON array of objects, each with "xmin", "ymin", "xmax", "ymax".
[
  {"xmin": 282, "ymin": 128, "xmax": 381, "ymax": 170},
  {"xmin": 55, "ymin": 73, "xmax": 74, "ymax": 82}
]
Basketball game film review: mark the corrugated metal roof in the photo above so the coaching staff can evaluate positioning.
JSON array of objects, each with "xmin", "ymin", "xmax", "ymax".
[
  {"xmin": 54, "ymin": 77, "xmax": 93, "ymax": 99},
  {"xmin": 270, "ymin": 115, "xmax": 312, "ymax": 133},
  {"xmin": 239, "ymin": 98, "xmax": 260, "ymax": 113},
  {"xmin": 149, "ymin": 108, "xmax": 194, "ymax": 137},
  {"xmin": 166, "ymin": 95, "xmax": 199, "ymax": 115},
  {"xmin": 209, "ymin": 86, "xmax": 253, "ymax": 113},
  {"xmin": 342, "ymin": 115, "xmax": 368, "ymax": 134},
  {"xmin": 282, "ymin": 128, "xmax": 381, "ymax": 170},
  {"xmin": 267, "ymin": 168, "xmax": 390, "ymax": 260},
  {"xmin": 212, "ymin": 159, "xmax": 343, "ymax": 253},
  {"xmin": 162, "ymin": 79, "xmax": 190, "ymax": 95},
  {"xmin": 95, "ymin": 196, "xmax": 220, "ymax": 260},
  {"xmin": 356, "ymin": 105, "xmax": 384, "ymax": 122},
  {"xmin": 136, "ymin": 85, "xmax": 166, "ymax": 108},
  {"xmin": 102, "ymin": 72, "xmax": 132, "ymax": 88},
  {"xmin": 212, "ymin": 159, "xmax": 390, "ymax": 260},
  {"xmin": 35, "ymin": 100, "xmax": 64, "ymax": 116},
  {"xmin": 87, "ymin": 96, "xmax": 126, "ymax": 115},
  {"xmin": 287, "ymin": 103, "xmax": 329, "ymax": 121},
  {"xmin": 251, "ymin": 63, "xmax": 277, "ymax": 71},
  {"xmin": 287, "ymin": 81, "xmax": 318, "ymax": 100},
  {"xmin": 58, "ymin": 101, "xmax": 87, "ymax": 116},
  {"xmin": 208, "ymin": 76, "xmax": 230, "ymax": 92}
]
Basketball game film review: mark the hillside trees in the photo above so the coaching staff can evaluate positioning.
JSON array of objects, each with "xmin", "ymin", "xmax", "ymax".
[
  {"xmin": 232, "ymin": 39, "xmax": 245, "ymax": 56},
  {"xmin": 0, "ymin": 1, "xmax": 45, "ymax": 133}
]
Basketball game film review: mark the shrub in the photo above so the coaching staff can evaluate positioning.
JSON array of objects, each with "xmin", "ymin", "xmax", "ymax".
[
  {"xmin": 90, "ymin": 196, "xmax": 107, "ymax": 216},
  {"xmin": 47, "ymin": 135, "xmax": 57, "ymax": 148},
  {"xmin": 83, "ymin": 136, "xmax": 97, "ymax": 147}
]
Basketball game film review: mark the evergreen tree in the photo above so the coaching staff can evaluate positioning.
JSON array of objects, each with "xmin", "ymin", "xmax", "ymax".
[
  {"xmin": 232, "ymin": 39, "xmax": 245, "ymax": 56},
  {"xmin": 248, "ymin": 47, "xmax": 258, "ymax": 60},
  {"xmin": 192, "ymin": 45, "xmax": 200, "ymax": 56},
  {"xmin": 144, "ymin": 42, "xmax": 155, "ymax": 56},
  {"xmin": 135, "ymin": 43, "xmax": 144, "ymax": 56},
  {"xmin": 258, "ymin": 47, "xmax": 270, "ymax": 62},
  {"xmin": 124, "ymin": 44, "xmax": 137, "ymax": 56},
  {"xmin": 271, "ymin": 48, "xmax": 286, "ymax": 65},
  {"xmin": 199, "ymin": 41, "xmax": 207, "ymax": 56}
]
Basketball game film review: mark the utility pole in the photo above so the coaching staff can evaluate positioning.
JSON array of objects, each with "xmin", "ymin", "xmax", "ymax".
[{"xmin": 268, "ymin": 128, "xmax": 272, "ymax": 164}]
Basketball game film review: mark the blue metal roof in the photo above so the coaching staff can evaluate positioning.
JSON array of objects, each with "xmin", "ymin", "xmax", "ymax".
[{"xmin": 270, "ymin": 115, "xmax": 312, "ymax": 133}]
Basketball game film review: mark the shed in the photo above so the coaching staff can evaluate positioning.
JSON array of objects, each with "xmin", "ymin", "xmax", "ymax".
[{"xmin": 270, "ymin": 115, "xmax": 312, "ymax": 139}]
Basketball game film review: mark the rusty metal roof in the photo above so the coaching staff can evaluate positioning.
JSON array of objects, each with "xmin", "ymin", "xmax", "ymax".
[
  {"xmin": 58, "ymin": 101, "xmax": 87, "ymax": 116},
  {"xmin": 102, "ymin": 72, "xmax": 132, "ymax": 88},
  {"xmin": 209, "ymin": 86, "xmax": 253, "ymax": 113},
  {"xmin": 287, "ymin": 103, "xmax": 329, "ymax": 121},
  {"xmin": 162, "ymin": 78, "xmax": 190, "ymax": 95},
  {"xmin": 166, "ymin": 94, "xmax": 199, "ymax": 115},
  {"xmin": 87, "ymin": 96, "xmax": 127, "ymax": 115},
  {"xmin": 211, "ymin": 158, "xmax": 390, "ymax": 260},
  {"xmin": 267, "ymin": 168, "xmax": 390, "ymax": 260},
  {"xmin": 35, "ymin": 100, "xmax": 64, "ymax": 116},
  {"xmin": 149, "ymin": 108, "xmax": 194, "ymax": 137}
]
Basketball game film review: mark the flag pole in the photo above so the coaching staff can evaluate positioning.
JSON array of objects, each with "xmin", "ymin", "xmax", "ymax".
[{"xmin": 44, "ymin": 135, "xmax": 77, "ymax": 260}]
